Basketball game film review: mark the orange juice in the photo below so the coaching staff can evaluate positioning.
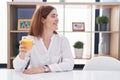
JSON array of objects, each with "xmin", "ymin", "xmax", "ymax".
[{"xmin": 22, "ymin": 39, "xmax": 33, "ymax": 51}]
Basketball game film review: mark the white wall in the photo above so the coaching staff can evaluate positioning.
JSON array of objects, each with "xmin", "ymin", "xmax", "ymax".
[
  {"xmin": 101, "ymin": 0, "xmax": 118, "ymax": 2},
  {"xmin": 0, "ymin": 0, "xmax": 11, "ymax": 63}
]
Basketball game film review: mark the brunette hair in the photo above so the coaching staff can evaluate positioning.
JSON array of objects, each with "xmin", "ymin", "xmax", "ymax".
[{"xmin": 28, "ymin": 5, "xmax": 57, "ymax": 37}]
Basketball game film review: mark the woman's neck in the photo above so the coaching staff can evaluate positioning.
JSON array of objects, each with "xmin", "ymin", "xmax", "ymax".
[
  {"xmin": 42, "ymin": 31, "xmax": 54, "ymax": 49},
  {"xmin": 42, "ymin": 31, "xmax": 53, "ymax": 40}
]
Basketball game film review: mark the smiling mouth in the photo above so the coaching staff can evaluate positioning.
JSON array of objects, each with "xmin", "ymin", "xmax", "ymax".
[{"xmin": 53, "ymin": 23, "xmax": 58, "ymax": 26}]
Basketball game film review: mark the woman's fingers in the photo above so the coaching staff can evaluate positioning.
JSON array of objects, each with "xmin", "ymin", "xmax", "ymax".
[
  {"xmin": 23, "ymin": 67, "xmax": 45, "ymax": 74},
  {"xmin": 19, "ymin": 43, "xmax": 27, "ymax": 53}
]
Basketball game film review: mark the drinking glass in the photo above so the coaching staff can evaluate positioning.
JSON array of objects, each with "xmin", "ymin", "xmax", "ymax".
[{"xmin": 22, "ymin": 36, "xmax": 34, "ymax": 51}]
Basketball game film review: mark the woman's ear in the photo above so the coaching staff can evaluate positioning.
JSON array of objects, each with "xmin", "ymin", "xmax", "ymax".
[{"xmin": 41, "ymin": 17, "xmax": 46, "ymax": 23}]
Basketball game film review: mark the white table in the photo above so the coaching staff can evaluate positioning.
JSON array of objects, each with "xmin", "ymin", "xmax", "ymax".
[{"xmin": 0, "ymin": 69, "xmax": 120, "ymax": 80}]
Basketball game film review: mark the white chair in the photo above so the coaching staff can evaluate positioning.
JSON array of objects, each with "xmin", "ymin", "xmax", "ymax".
[{"xmin": 83, "ymin": 56, "xmax": 120, "ymax": 70}]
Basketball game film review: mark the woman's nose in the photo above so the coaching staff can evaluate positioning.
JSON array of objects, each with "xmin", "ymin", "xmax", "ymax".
[{"xmin": 56, "ymin": 17, "xmax": 59, "ymax": 22}]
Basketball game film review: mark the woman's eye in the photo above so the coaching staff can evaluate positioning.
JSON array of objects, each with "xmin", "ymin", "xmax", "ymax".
[{"xmin": 51, "ymin": 15, "xmax": 55, "ymax": 18}]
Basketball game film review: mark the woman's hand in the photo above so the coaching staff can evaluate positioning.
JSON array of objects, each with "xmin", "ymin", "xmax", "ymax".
[
  {"xmin": 23, "ymin": 67, "xmax": 45, "ymax": 74},
  {"xmin": 19, "ymin": 40, "xmax": 28, "ymax": 59}
]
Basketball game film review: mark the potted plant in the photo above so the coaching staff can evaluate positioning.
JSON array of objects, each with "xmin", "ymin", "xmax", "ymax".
[
  {"xmin": 96, "ymin": 15, "xmax": 109, "ymax": 31},
  {"xmin": 73, "ymin": 41, "xmax": 84, "ymax": 59}
]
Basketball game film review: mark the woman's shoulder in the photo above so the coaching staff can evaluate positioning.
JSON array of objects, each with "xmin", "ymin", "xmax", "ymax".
[
  {"xmin": 55, "ymin": 34, "xmax": 66, "ymax": 38},
  {"xmin": 27, "ymin": 35, "xmax": 35, "ymax": 38},
  {"xmin": 55, "ymin": 34, "xmax": 68, "ymax": 41},
  {"xmin": 27, "ymin": 35, "xmax": 37, "ymax": 40}
]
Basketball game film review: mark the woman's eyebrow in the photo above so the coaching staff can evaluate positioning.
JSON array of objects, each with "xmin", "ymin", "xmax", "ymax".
[{"xmin": 51, "ymin": 13, "xmax": 58, "ymax": 16}]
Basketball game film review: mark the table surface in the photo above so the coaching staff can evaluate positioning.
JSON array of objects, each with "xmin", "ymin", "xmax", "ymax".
[{"xmin": 0, "ymin": 69, "xmax": 120, "ymax": 80}]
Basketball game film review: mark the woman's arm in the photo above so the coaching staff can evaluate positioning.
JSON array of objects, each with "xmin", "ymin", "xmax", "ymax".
[
  {"xmin": 48, "ymin": 37, "xmax": 74, "ymax": 72},
  {"xmin": 13, "ymin": 40, "xmax": 31, "ymax": 72},
  {"xmin": 13, "ymin": 53, "xmax": 30, "ymax": 72}
]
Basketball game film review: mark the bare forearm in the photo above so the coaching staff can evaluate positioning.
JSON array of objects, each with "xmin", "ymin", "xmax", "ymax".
[
  {"xmin": 19, "ymin": 52, "xmax": 26, "ymax": 59},
  {"xmin": 23, "ymin": 66, "xmax": 51, "ymax": 74}
]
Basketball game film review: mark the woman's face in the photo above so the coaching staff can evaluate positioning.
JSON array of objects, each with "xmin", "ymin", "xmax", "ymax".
[{"xmin": 43, "ymin": 9, "xmax": 59, "ymax": 32}]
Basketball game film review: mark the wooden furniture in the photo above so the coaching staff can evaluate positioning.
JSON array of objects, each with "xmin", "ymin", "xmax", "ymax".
[{"xmin": 7, "ymin": 2, "xmax": 120, "ymax": 68}]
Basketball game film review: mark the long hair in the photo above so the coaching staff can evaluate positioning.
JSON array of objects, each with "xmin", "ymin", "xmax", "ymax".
[{"xmin": 28, "ymin": 5, "xmax": 57, "ymax": 37}]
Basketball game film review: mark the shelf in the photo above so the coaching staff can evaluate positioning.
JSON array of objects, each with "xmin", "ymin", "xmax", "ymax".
[
  {"xmin": 10, "ymin": 30, "xmax": 120, "ymax": 33},
  {"xmin": 93, "ymin": 31, "xmax": 120, "ymax": 33},
  {"xmin": 74, "ymin": 59, "xmax": 89, "ymax": 64},
  {"xmin": 10, "ymin": 30, "xmax": 29, "ymax": 33},
  {"xmin": 59, "ymin": 31, "xmax": 120, "ymax": 33},
  {"xmin": 94, "ymin": 54, "xmax": 110, "ymax": 57},
  {"xmin": 74, "ymin": 54, "xmax": 112, "ymax": 65},
  {"xmin": 10, "ymin": 57, "xmax": 15, "ymax": 60},
  {"xmin": 7, "ymin": 2, "xmax": 120, "ymax": 69}
]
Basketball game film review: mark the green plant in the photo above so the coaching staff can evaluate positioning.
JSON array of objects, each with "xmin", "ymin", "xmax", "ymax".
[
  {"xmin": 96, "ymin": 15, "xmax": 109, "ymax": 24},
  {"xmin": 73, "ymin": 41, "xmax": 84, "ymax": 49}
]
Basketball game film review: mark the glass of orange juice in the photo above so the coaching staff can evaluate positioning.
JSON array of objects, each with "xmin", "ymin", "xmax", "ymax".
[{"xmin": 22, "ymin": 36, "xmax": 34, "ymax": 51}]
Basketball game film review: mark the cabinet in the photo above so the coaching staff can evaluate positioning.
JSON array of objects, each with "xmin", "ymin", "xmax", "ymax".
[{"xmin": 7, "ymin": 2, "xmax": 120, "ymax": 68}]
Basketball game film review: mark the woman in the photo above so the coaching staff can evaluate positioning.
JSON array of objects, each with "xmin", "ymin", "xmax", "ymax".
[{"xmin": 13, "ymin": 5, "xmax": 74, "ymax": 74}]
